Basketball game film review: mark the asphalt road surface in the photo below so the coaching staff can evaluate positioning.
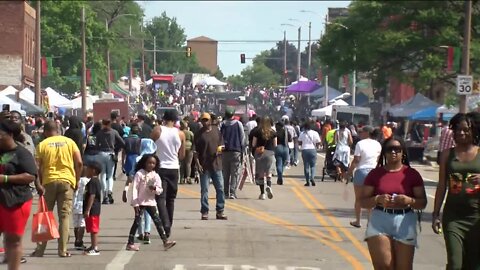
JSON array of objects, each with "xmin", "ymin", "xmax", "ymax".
[{"xmin": 5, "ymin": 153, "xmax": 445, "ymax": 270}]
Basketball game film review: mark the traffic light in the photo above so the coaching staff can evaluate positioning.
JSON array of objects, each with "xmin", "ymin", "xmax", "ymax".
[
  {"xmin": 240, "ymin": 53, "xmax": 245, "ymax": 64},
  {"xmin": 186, "ymin": 47, "xmax": 192, "ymax": 57}
]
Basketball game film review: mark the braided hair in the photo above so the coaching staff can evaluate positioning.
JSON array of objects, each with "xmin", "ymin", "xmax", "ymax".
[{"xmin": 376, "ymin": 136, "xmax": 410, "ymax": 168}]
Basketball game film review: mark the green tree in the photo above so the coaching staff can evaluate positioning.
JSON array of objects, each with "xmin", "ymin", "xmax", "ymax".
[
  {"xmin": 143, "ymin": 12, "xmax": 206, "ymax": 75},
  {"xmin": 213, "ymin": 66, "xmax": 225, "ymax": 80},
  {"xmin": 39, "ymin": 1, "xmax": 112, "ymax": 95},
  {"xmin": 240, "ymin": 63, "xmax": 281, "ymax": 87},
  {"xmin": 318, "ymin": 1, "xmax": 480, "ymax": 101}
]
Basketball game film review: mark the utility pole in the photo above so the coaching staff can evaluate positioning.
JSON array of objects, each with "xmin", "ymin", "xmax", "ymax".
[
  {"xmin": 325, "ymin": 74, "xmax": 329, "ymax": 107},
  {"xmin": 141, "ymin": 23, "xmax": 145, "ymax": 83},
  {"xmin": 283, "ymin": 30, "xmax": 287, "ymax": 87},
  {"xmin": 153, "ymin": 36, "xmax": 157, "ymax": 74},
  {"xmin": 297, "ymin": 27, "xmax": 301, "ymax": 81},
  {"xmin": 81, "ymin": 6, "xmax": 87, "ymax": 115},
  {"xmin": 34, "ymin": 0, "xmax": 41, "ymax": 106},
  {"xmin": 105, "ymin": 19, "xmax": 111, "ymax": 93},
  {"xmin": 352, "ymin": 44, "xmax": 357, "ymax": 106},
  {"xmin": 460, "ymin": 0, "xmax": 472, "ymax": 113},
  {"xmin": 129, "ymin": 25, "xmax": 133, "ymax": 93},
  {"xmin": 308, "ymin": 21, "xmax": 312, "ymax": 80}
]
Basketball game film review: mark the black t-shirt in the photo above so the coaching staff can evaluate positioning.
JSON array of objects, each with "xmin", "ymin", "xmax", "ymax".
[
  {"xmin": 0, "ymin": 146, "xmax": 38, "ymax": 208},
  {"xmin": 251, "ymin": 128, "xmax": 277, "ymax": 151},
  {"xmin": 276, "ymin": 127, "xmax": 292, "ymax": 147},
  {"xmin": 83, "ymin": 177, "xmax": 102, "ymax": 216}
]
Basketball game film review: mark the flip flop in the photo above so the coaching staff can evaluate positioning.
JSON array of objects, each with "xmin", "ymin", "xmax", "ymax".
[{"xmin": 350, "ymin": 221, "xmax": 361, "ymax": 228}]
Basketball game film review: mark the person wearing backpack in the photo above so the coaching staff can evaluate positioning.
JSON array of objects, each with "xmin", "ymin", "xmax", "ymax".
[
  {"xmin": 220, "ymin": 107, "xmax": 245, "ymax": 199},
  {"xmin": 122, "ymin": 123, "xmax": 142, "ymax": 179}
]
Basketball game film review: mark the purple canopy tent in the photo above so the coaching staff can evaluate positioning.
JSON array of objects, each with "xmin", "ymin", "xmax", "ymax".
[{"xmin": 285, "ymin": 81, "xmax": 321, "ymax": 94}]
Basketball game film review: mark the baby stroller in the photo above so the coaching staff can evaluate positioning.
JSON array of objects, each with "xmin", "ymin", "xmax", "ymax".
[{"xmin": 321, "ymin": 143, "xmax": 338, "ymax": 182}]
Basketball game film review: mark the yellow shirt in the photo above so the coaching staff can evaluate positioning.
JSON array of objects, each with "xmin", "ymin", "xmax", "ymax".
[
  {"xmin": 36, "ymin": 135, "xmax": 80, "ymax": 187},
  {"xmin": 326, "ymin": 129, "xmax": 336, "ymax": 146}
]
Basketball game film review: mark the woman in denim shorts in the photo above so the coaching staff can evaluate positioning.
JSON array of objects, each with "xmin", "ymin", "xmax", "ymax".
[
  {"xmin": 360, "ymin": 136, "xmax": 427, "ymax": 269},
  {"xmin": 346, "ymin": 125, "xmax": 381, "ymax": 228}
]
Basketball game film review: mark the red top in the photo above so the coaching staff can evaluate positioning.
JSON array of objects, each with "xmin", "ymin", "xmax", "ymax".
[{"xmin": 364, "ymin": 165, "xmax": 424, "ymax": 197}]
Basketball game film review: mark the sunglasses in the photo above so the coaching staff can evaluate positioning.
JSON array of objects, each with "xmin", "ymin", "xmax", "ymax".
[{"xmin": 385, "ymin": 146, "xmax": 403, "ymax": 154}]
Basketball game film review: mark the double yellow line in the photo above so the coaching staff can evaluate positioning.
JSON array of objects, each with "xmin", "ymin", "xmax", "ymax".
[{"xmin": 179, "ymin": 183, "xmax": 369, "ymax": 270}]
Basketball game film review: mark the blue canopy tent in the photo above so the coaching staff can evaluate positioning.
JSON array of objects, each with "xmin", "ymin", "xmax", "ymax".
[
  {"xmin": 409, "ymin": 106, "xmax": 440, "ymax": 121},
  {"xmin": 307, "ymin": 85, "xmax": 342, "ymax": 99},
  {"xmin": 388, "ymin": 93, "xmax": 440, "ymax": 118},
  {"xmin": 344, "ymin": 92, "xmax": 370, "ymax": 106}
]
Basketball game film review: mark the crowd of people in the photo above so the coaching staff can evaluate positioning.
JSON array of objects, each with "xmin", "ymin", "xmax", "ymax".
[{"xmin": 3, "ymin": 98, "xmax": 480, "ymax": 269}]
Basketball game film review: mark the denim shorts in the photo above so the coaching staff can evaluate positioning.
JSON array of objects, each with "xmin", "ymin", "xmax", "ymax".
[
  {"xmin": 353, "ymin": 168, "xmax": 373, "ymax": 186},
  {"xmin": 365, "ymin": 208, "xmax": 418, "ymax": 246}
]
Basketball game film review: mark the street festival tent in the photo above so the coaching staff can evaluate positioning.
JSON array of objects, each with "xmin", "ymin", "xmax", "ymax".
[
  {"xmin": 6, "ymin": 95, "xmax": 44, "ymax": 115},
  {"xmin": 387, "ymin": 93, "xmax": 440, "ymax": 118},
  {"xmin": 45, "ymin": 87, "xmax": 73, "ymax": 108},
  {"xmin": 409, "ymin": 106, "xmax": 440, "ymax": 121},
  {"xmin": 285, "ymin": 80, "xmax": 320, "ymax": 94},
  {"xmin": 0, "ymin": 86, "xmax": 18, "ymax": 96},
  {"xmin": 307, "ymin": 85, "xmax": 342, "ymax": 99},
  {"xmin": 0, "ymin": 95, "xmax": 22, "ymax": 112},
  {"xmin": 198, "ymin": 76, "xmax": 227, "ymax": 86},
  {"xmin": 19, "ymin": 88, "xmax": 35, "ymax": 104},
  {"xmin": 311, "ymin": 99, "xmax": 349, "ymax": 117},
  {"xmin": 59, "ymin": 95, "xmax": 99, "ymax": 110}
]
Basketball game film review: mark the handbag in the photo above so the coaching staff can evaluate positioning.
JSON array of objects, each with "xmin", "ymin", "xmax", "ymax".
[{"xmin": 31, "ymin": 196, "xmax": 60, "ymax": 243}]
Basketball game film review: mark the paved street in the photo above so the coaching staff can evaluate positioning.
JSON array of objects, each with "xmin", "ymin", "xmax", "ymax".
[{"xmin": 4, "ymin": 154, "xmax": 445, "ymax": 270}]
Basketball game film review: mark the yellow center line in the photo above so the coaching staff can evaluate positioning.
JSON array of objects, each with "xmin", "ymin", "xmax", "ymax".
[
  {"xmin": 178, "ymin": 187, "xmax": 365, "ymax": 270},
  {"xmin": 288, "ymin": 179, "xmax": 372, "ymax": 261},
  {"xmin": 291, "ymin": 186, "xmax": 343, "ymax": 242}
]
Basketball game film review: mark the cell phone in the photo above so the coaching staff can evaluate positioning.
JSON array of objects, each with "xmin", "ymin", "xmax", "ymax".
[
  {"xmin": 2, "ymin": 104, "xmax": 10, "ymax": 112},
  {"xmin": 47, "ymin": 112, "xmax": 54, "ymax": 119}
]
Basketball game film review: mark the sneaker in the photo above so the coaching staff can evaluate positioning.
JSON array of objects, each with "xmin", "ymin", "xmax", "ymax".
[
  {"xmin": 108, "ymin": 192, "xmax": 114, "ymax": 204},
  {"xmin": 265, "ymin": 186, "xmax": 273, "ymax": 199},
  {"xmin": 84, "ymin": 248, "xmax": 100, "ymax": 256},
  {"xmin": 143, "ymin": 233, "xmax": 151, "ymax": 244},
  {"xmin": 311, "ymin": 181, "xmax": 316, "ymax": 186},
  {"xmin": 229, "ymin": 194, "xmax": 237, "ymax": 200},
  {"xmin": 258, "ymin": 193, "xmax": 266, "ymax": 200},
  {"xmin": 216, "ymin": 212, "xmax": 228, "ymax": 220},
  {"xmin": 285, "ymin": 165, "xmax": 291, "ymax": 170},
  {"xmin": 126, "ymin": 244, "xmax": 139, "ymax": 251},
  {"xmin": 102, "ymin": 198, "xmax": 110, "ymax": 205},
  {"xmin": 277, "ymin": 179, "xmax": 283, "ymax": 185},
  {"xmin": 137, "ymin": 234, "xmax": 144, "ymax": 241},
  {"xmin": 74, "ymin": 241, "xmax": 86, "ymax": 251},
  {"xmin": 163, "ymin": 240, "xmax": 176, "ymax": 251},
  {"xmin": 304, "ymin": 182, "xmax": 310, "ymax": 187},
  {"xmin": 201, "ymin": 213, "xmax": 209, "ymax": 220}
]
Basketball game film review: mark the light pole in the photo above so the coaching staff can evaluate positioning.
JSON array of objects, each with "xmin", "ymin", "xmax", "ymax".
[
  {"xmin": 289, "ymin": 19, "xmax": 302, "ymax": 81},
  {"xmin": 300, "ymin": 10, "xmax": 320, "ymax": 79},
  {"xmin": 105, "ymin": 13, "xmax": 136, "ymax": 93},
  {"xmin": 460, "ymin": 0, "xmax": 472, "ymax": 113},
  {"xmin": 325, "ymin": 21, "xmax": 356, "ymax": 106}
]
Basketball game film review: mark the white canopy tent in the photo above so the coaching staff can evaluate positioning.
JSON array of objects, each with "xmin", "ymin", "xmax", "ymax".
[
  {"xmin": 45, "ymin": 87, "xmax": 72, "ymax": 108},
  {"xmin": 311, "ymin": 100, "xmax": 348, "ymax": 117},
  {"xmin": 19, "ymin": 88, "xmax": 35, "ymax": 104},
  {"xmin": 0, "ymin": 95, "xmax": 22, "ymax": 112},
  {"xmin": 0, "ymin": 86, "xmax": 18, "ymax": 96},
  {"xmin": 198, "ymin": 76, "xmax": 227, "ymax": 86},
  {"xmin": 59, "ymin": 95, "xmax": 99, "ymax": 110}
]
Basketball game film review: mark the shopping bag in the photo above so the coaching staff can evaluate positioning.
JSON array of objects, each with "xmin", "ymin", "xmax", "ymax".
[{"xmin": 31, "ymin": 196, "xmax": 60, "ymax": 243}]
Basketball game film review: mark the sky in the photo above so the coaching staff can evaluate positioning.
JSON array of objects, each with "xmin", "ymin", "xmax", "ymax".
[{"xmin": 142, "ymin": 1, "xmax": 350, "ymax": 77}]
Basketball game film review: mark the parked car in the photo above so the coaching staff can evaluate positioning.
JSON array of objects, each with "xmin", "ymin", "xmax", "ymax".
[{"xmin": 423, "ymin": 136, "xmax": 439, "ymax": 162}]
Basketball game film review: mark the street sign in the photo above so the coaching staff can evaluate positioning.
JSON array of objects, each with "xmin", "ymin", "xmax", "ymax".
[{"xmin": 457, "ymin": 75, "xmax": 473, "ymax": 95}]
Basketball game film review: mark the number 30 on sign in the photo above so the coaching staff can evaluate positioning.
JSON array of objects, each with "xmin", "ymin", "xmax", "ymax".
[{"xmin": 457, "ymin": 75, "xmax": 473, "ymax": 95}]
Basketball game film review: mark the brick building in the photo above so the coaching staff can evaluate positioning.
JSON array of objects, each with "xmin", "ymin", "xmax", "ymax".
[
  {"xmin": 0, "ymin": 1, "xmax": 36, "ymax": 90},
  {"xmin": 187, "ymin": 36, "xmax": 218, "ymax": 74}
]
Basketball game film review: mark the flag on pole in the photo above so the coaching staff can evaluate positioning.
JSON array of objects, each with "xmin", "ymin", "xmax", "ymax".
[
  {"xmin": 86, "ymin": 69, "xmax": 91, "ymax": 84},
  {"xmin": 41, "ymin": 57, "xmax": 48, "ymax": 77},
  {"xmin": 447, "ymin": 46, "xmax": 461, "ymax": 72}
]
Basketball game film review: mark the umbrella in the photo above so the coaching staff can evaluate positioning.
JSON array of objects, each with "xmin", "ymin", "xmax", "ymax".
[{"xmin": 286, "ymin": 81, "xmax": 320, "ymax": 94}]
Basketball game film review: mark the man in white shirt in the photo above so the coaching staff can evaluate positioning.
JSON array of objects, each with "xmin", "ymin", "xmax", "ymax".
[
  {"xmin": 151, "ymin": 110, "xmax": 186, "ymax": 237},
  {"xmin": 346, "ymin": 125, "xmax": 381, "ymax": 228},
  {"xmin": 245, "ymin": 115, "xmax": 258, "ymax": 136}
]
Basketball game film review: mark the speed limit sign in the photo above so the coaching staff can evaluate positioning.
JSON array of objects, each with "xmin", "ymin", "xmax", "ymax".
[{"xmin": 457, "ymin": 75, "xmax": 473, "ymax": 95}]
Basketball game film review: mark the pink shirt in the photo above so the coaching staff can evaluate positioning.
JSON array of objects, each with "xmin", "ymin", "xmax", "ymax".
[{"xmin": 131, "ymin": 169, "xmax": 163, "ymax": 207}]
